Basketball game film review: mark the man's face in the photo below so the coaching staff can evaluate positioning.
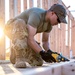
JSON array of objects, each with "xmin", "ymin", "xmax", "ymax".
[{"xmin": 48, "ymin": 11, "xmax": 60, "ymax": 26}]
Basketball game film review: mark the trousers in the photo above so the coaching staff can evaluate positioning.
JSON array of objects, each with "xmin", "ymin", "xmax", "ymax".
[{"xmin": 4, "ymin": 18, "xmax": 43, "ymax": 67}]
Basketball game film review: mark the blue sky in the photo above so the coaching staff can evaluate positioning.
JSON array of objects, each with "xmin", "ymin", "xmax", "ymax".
[{"xmin": 62, "ymin": 0, "xmax": 75, "ymax": 17}]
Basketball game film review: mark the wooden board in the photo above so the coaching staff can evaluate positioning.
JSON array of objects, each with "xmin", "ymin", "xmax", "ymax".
[
  {"xmin": 0, "ymin": 0, "xmax": 5, "ymax": 60},
  {"xmin": 0, "ymin": 60, "xmax": 75, "ymax": 75}
]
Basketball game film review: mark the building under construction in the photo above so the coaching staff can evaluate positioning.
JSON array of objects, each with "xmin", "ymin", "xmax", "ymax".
[{"xmin": 0, "ymin": 0, "xmax": 75, "ymax": 75}]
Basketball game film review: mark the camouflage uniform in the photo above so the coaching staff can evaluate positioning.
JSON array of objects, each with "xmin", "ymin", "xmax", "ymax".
[{"xmin": 4, "ymin": 18, "xmax": 43, "ymax": 68}]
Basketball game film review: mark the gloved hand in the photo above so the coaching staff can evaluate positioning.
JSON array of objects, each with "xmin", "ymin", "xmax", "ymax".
[
  {"xmin": 39, "ymin": 50, "xmax": 56, "ymax": 62},
  {"xmin": 47, "ymin": 49, "xmax": 70, "ymax": 62}
]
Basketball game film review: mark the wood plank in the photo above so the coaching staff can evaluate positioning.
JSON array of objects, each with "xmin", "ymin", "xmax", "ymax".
[
  {"xmin": 62, "ymin": 2, "xmax": 74, "ymax": 20},
  {"xmin": 9, "ymin": 0, "xmax": 15, "ymax": 18},
  {"xmin": 0, "ymin": 0, "xmax": 5, "ymax": 60},
  {"xmin": 13, "ymin": 0, "xmax": 17, "ymax": 16},
  {"xmin": 0, "ymin": 60, "xmax": 75, "ymax": 75},
  {"xmin": 67, "ymin": 16, "xmax": 70, "ymax": 57},
  {"xmin": 37, "ymin": 0, "xmax": 41, "ymax": 7},
  {"xmin": 29, "ymin": 0, "xmax": 33, "ymax": 8},
  {"xmin": 23, "ymin": 0, "xmax": 27, "ymax": 10},
  {"xmin": 42, "ymin": 0, "xmax": 48, "ymax": 10},
  {"xmin": 71, "ymin": 20, "xmax": 75, "ymax": 56},
  {"xmin": 49, "ymin": 0, "xmax": 62, "ymax": 6},
  {"xmin": 17, "ymin": 0, "xmax": 21, "ymax": 14}
]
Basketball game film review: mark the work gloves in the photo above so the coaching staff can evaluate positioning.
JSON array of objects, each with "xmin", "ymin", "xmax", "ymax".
[
  {"xmin": 40, "ymin": 50, "xmax": 55, "ymax": 62},
  {"xmin": 40, "ymin": 49, "xmax": 70, "ymax": 63}
]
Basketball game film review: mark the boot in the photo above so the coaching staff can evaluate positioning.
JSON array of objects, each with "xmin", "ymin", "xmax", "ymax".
[
  {"xmin": 10, "ymin": 46, "xmax": 16, "ymax": 64},
  {"xmin": 23, "ymin": 46, "xmax": 43, "ymax": 67},
  {"xmin": 14, "ymin": 49, "xmax": 26, "ymax": 68},
  {"xmin": 27, "ymin": 53, "xmax": 43, "ymax": 66}
]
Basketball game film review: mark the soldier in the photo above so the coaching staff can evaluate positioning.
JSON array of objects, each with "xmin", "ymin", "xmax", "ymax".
[{"xmin": 4, "ymin": 4, "xmax": 69, "ymax": 68}]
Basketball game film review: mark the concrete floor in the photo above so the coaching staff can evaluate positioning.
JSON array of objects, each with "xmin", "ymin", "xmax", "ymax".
[{"xmin": 0, "ymin": 60, "xmax": 75, "ymax": 75}]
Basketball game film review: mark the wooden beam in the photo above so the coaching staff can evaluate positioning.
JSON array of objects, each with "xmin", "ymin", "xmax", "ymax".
[
  {"xmin": 62, "ymin": 2, "xmax": 74, "ymax": 20},
  {"xmin": 0, "ymin": 60, "xmax": 75, "ymax": 75},
  {"xmin": 14, "ymin": 0, "xmax": 18, "ymax": 17},
  {"xmin": 37, "ymin": 0, "xmax": 41, "ymax": 7},
  {"xmin": 71, "ymin": 20, "xmax": 75, "ymax": 56},
  {"xmin": 17, "ymin": 0, "xmax": 21, "ymax": 14},
  {"xmin": 23, "ymin": 0, "xmax": 27, "ymax": 10},
  {"xmin": 0, "ymin": 0, "xmax": 5, "ymax": 60},
  {"xmin": 29, "ymin": 0, "xmax": 33, "ymax": 8},
  {"xmin": 42, "ymin": 0, "xmax": 48, "ymax": 9},
  {"xmin": 9, "ymin": 0, "xmax": 14, "ymax": 18}
]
